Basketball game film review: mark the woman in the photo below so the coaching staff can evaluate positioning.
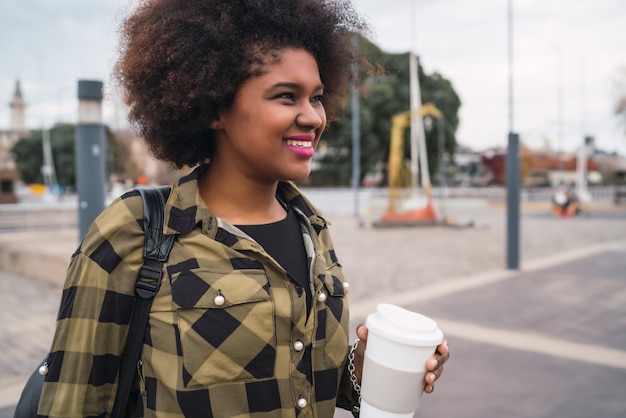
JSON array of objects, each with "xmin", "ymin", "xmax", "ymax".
[{"xmin": 38, "ymin": 0, "xmax": 448, "ymax": 416}]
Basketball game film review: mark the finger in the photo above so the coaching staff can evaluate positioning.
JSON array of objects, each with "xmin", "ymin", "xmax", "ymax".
[
  {"xmin": 423, "ymin": 368, "xmax": 442, "ymax": 394},
  {"xmin": 423, "ymin": 382, "xmax": 434, "ymax": 394},
  {"xmin": 356, "ymin": 324, "xmax": 368, "ymax": 341},
  {"xmin": 437, "ymin": 348, "xmax": 450, "ymax": 366},
  {"xmin": 437, "ymin": 338, "xmax": 449, "ymax": 355},
  {"xmin": 427, "ymin": 366, "xmax": 443, "ymax": 383},
  {"xmin": 427, "ymin": 339, "xmax": 450, "ymax": 371},
  {"xmin": 426, "ymin": 356, "xmax": 439, "ymax": 371}
]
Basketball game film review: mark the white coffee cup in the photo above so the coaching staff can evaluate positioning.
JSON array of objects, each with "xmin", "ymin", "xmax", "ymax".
[{"xmin": 359, "ymin": 303, "xmax": 443, "ymax": 418}]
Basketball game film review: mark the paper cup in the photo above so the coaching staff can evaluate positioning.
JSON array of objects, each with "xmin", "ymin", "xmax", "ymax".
[{"xmin": 359, "ymin": 304, "xmax": 443, "ymax": 418}]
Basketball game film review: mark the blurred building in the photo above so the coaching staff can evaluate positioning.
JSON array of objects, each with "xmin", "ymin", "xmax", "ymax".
[
  {"xmin": 0, "ymin": 80, "xmax": 187, "ymax": 199},
  {"xmin": 0, "ymin": 80, "xmax": 27, "ymax": 203},
  {"xmin": 591, "ymin": 149, "xmax": 626, "ymax": 184},
  {"xmin": 451, "ymin": 140, "xmax": 622, "ymax": 188},
  {"xmin": 478, "ymin": 145, "xmax": 601, "ymax": 187}
]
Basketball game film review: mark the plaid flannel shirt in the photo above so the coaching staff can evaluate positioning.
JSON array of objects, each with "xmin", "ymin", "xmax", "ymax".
[{"xmin": 38, "ymin": 165, "xmax": 357, "ymax": 417}]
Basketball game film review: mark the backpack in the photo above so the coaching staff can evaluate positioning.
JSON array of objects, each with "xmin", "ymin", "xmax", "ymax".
[{"xmin": 14, "ymin": 186, "xmax": 174, "ymax": 418}]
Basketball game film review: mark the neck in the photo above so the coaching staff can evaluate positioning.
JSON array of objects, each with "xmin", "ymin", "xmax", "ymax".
[{"xmin": 199, "ymin": 166, "xmax": 286, "ymax": 225}]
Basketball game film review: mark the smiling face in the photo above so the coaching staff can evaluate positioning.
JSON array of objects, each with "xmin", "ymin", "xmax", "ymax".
[{"xmin": 211, "ymin": 48, "xmax": 327, "ymax": 184}]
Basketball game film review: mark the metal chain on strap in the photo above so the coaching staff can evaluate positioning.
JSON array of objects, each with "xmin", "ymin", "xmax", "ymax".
[{"xmin": 348, "ymin": 339, "xmax": 361, "ymax": 413}]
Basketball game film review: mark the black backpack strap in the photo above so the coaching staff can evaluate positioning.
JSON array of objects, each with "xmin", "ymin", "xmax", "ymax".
[{"xmin": 112, "ymin": 186, "xmax": 175, "ymax": 418}]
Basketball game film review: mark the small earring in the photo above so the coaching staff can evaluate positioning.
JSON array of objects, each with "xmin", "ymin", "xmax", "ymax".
[{"xmin": 211, "ymin": 121, "xmax": 221, "ymax": 129}]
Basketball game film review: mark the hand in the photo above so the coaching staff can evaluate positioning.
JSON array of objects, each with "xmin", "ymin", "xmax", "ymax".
[
  {"xmin": 424, "ymin": 338, "xmax": 449, "ymax": 394},
  {"xmin": 353, "ymin": 326, "xmax": 449, "ymax": 393},
  {"xmin": 352, "ymin": 324, "xmax": 369, "ymax": 383}
]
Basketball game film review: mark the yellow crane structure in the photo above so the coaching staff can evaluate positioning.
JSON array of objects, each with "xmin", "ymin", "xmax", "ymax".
[{"xmin": 378, "ymin": 102, "xmax": 443, "ymax": 225}]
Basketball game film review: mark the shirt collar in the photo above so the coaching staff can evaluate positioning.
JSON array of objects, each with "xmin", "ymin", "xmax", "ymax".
[{"xmin": 162, "ymin": 164, "xmax": 329, "ymax": 236}]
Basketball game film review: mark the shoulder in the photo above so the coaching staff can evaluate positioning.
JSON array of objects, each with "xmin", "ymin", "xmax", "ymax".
[{"xmin": 78, "ymin": 189, "xmax": 146, "ymax": 261}]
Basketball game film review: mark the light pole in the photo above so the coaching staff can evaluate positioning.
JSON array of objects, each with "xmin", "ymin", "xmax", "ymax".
[
  {"xmin": 75, "ymin": 80, "xmax": 106, "ymax": 240},
  {"xmin": 437, "ymin": 116, "xmax": 447, "ymax": 217},
  {"xmin": 351, "ymin": 34, "xmax": 362, "ymax": 224},
  {"xmin": 506, "ymin": 0, "xmax": 520, "ymax": 270},
  {"xmin": 551, "ymin": 45, "xmax": 564, "ymax": 178},
  {"xmin": 409, "ymin": 1, "xmax": 429, "ymax": 199}
]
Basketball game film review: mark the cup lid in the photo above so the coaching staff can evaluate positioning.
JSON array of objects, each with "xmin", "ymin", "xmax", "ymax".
[{"xmin": 366, "ymin": 303, "xmax": 443, "ymax": 346}]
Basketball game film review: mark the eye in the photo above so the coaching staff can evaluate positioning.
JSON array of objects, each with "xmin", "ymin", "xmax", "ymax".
[
  {"xmin": 275, "ymin": 92, "xmax": 296, "ymax": 102},
  {"xmin": 311, "ymin": 94, "xmax": 324, "ymax": 104}
]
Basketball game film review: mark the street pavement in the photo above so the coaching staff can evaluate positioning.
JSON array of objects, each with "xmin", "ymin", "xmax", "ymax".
[{"xmin": 0, "ymin": 197, "xmax": 625, "ymax": 417}]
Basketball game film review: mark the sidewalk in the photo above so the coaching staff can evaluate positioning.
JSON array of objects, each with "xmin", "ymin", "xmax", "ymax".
[
  {"xmin": 1, "ymin": 200, "xmax": 625, "ymax": 416},
  {"xmin": 343, "ymin": 241, "xmax": 626, "ymax": 418}
]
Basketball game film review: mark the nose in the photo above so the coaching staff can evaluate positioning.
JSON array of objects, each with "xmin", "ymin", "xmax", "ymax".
[{"xmin": 296, "ymin": 102, "xmax": 325, "ymax": 130}]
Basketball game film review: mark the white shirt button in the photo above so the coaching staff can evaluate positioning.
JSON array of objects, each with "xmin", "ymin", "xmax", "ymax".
[
  {"xmin": 293, "ymin": 340, "xmax": 304, "ymax": 352},
  {"xmin": 317, "ymin": 292, "xmax": 327, "ymax": 302},
  {"xmin": 38, "ymin": 363, "xmax": 49, "ymax": 376},
  {"xmin": 214, "ymin": 293, "xmax": 225, "ymax": 306},
  {"xmin": 297, "ymin": 397, "xmax": 308, "ymax": 408}
]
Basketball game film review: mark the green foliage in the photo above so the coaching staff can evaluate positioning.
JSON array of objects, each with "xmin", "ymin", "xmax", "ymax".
[
  {"xmin": 49, "ymin": 124, "xmax": 76, "ymax": 188},
  {"xmin": 11, "ymin": 124, "xmax": 130, "ymax": 189},
  {"xmin": 310, "ymin": 36, "xmax": 461, "ymax": 186},
  {"xmin": 11, "ymin": 131, "xmax": 45, "ymax": 185}
]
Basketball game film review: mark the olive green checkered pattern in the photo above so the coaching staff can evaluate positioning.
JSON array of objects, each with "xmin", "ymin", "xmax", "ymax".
[{"xmin": 38, "ymin": 165, "xmax": 357, "ymax": 417}]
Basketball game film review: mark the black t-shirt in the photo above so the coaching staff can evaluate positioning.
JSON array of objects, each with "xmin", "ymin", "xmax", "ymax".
[{"xmin": 237, "ymin": 205, "xmax": 312, "ymax": 311}]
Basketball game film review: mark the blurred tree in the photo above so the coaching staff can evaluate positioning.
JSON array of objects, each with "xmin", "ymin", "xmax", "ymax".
[
  {"xmin": 11, "ymin": 124, "xmax": 132, "ymax": 189},
  {"xmin": 11, "ymin": 131, "xmax": 44, "ymax": 185},
  {"xmin": 308, "ymin": 36, "xmax": 461, "ymax": 186}
]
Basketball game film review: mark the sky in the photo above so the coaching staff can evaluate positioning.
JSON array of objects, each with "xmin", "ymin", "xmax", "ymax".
[{"xmin": 1, "ymin": 0, "xmax": 625, "ymax": 155}]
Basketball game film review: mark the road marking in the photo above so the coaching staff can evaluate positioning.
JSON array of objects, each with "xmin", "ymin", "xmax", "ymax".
[
  {"xmin": 349, "ymin": 240, "xmax": 626, "ymax": 369},
  {"xmin": 433, "ymin": 318, "xmax": 626, "ymax": 370},
  {"xmin": 522, "ymin": 240, "xmax": 626, "ymax": 272},
  {"xmin": 350, "ymin": 239, "xmax": 626, "ymax": 320}
]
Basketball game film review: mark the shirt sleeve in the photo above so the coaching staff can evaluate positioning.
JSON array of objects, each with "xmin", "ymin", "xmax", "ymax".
[
  {"xmin": 335, "ymin": 356, "xmax": 360, "ymax": 417},
  {"xmin": 37, "ymin": 193, "xmax": 146, "ymax": 417}
]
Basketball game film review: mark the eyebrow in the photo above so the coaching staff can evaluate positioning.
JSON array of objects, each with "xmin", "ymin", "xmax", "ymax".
[{"xmin": 271, "ymin": 82, "xmax": 325, "ymax": 91}]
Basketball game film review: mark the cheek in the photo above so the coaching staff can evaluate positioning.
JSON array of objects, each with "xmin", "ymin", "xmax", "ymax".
[{"xmin": 318, "ymin": 110, "xmax": 327, "ymax": 131}]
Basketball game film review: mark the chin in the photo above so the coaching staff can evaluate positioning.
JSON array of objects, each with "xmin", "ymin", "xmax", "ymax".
[{"xmin": 283, "ymin": 169, "xmax": 312, "ymax": 183}]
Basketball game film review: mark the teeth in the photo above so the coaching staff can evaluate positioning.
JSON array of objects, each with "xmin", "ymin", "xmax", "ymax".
[{"xmin": 285, "ymin": 139, "xmax": 312, "ymax": 148}]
